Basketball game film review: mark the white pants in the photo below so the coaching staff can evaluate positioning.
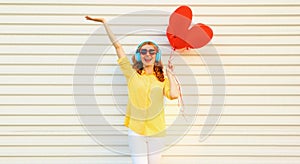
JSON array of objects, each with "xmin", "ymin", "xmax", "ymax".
[{"xmin": 128, "ymin": 129, "xmax": 164, "ymax": 164}]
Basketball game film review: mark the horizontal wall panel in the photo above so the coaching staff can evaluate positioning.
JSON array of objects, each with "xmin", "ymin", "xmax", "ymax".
[
  {"xmin": 1, "ymin": 125, "xmax": 300, "ymax": 136},
  {"xmin": 164, "ymin": 146, "xmax": 300, "ymax": 156},
  {"xmin": 1, "ymin": 25, "xmax": 299, "ymax": 35},
  {"xmin": 3, "ymin": 0, "xmax": 300, "ymax": 5},
  {"xmin": 162, "ymin": 157, "xmax": 300, "ymax": 164},
  {"xmin": 0, "ymin": 157, "xmax": 131, "ymax": 164},
  {"xmin": 1, "ymin": 15, "xmax": 300, "ymax": 25},
  {"xmin": 1, "ymin": 85, "xmax": 300, "ymax": 95},
  {"xmin": 0, "ymin": 76, "xmax": 299, "ymax": 85},
  {"xmin": 0, "ymin": 157, "xmax": 299, "ymax": 164},
  {"xmin": 0, "ymin": 146, "xmax": 127, "ymax": 156},
  {"xmin": 1, "ymin": 35, "xmax": 300, "ymax": 44},
  {"xmin": 1, "ymin": 5, "xmax": 300, "ymax": 15},
  {"xmin": 0, "ymin": 135, "xmax": 299, "ymax": 146},
  {"xmin": 0, "ymin": 146, "xmax": 299, "ymax": 156},
  {"xmin": 0, "ymin": 115, "xmax": 299, "ymax": 125},
  {"xmin": 1, "ymin": 45, "xmax": 300, "ymax": 55},
  {"xmin": 0, "ymin": 55, "xmax": 300, "ymax": 64},
  {"xmin": 0, "ymin": 66, "xmax": 299, "ymax": 75},
  {"xmin": 0, "ymin": 105, "xmax": 300, "ymax": 115},
  {"xmin": 0, "ymin": 95, "xmax": 299, "ymax": 105}
]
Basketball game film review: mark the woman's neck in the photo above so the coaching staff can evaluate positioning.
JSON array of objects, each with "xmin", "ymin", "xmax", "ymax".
[{"xmin": 143, "ymin": 65, "xmax": 154, "ymax": 74}]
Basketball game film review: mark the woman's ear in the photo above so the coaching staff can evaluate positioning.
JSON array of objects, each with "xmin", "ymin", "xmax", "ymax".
[{"xmin": 155, "ymin": 60, "xmax": 163, "ymax": 67}]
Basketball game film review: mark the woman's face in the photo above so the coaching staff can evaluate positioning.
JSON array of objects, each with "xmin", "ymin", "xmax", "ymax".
[{"xmin": 139, "ymin": 44, "xmax": 157, "ymax": 67}]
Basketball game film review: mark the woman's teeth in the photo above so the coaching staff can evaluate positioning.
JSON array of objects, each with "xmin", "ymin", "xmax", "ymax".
[{"xmin": 145, "ymin": 58, "xmax": 152, "ymax": 62}]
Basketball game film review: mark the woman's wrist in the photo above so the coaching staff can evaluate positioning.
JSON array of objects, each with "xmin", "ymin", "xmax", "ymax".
[{"xmin": 166, "ymin": 69, "xmax": 173, "ymax": 76}]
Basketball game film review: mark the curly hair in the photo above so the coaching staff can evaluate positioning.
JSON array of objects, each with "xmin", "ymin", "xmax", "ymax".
[{"xmin": 132, "ymin": 41, "xmax": 165, "ymax": 82}]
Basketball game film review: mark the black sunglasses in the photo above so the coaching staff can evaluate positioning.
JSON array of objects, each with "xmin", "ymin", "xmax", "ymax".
[{"xmin": 140, "ymin": 49, "xmax": 156, "ymax": 55}]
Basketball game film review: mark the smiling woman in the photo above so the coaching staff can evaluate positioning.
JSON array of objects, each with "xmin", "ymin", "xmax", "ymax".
[{"xmin": 85, "ymin": 15, "xmax": 179, "ymax": 164}]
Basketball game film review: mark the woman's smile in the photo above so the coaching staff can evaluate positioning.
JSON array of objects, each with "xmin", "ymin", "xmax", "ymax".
[{"xmin": 144, "ymin": 57, "xmax": 153, "ymax": 63}]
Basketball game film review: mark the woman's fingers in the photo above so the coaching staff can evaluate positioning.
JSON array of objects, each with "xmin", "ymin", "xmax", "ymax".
[
  {"xmin": 85, "ymin": 16, "xmax": 92, "ymax": 20},
  {"xmin": 168, "ymin": 61, "xmax": 174, "ymax": 72},
  {"xmin": 85, "ymin": 16, "xmax": 95, "ymax": 21},
  {"xmin": 85, "ymin": 16, "xmax": 105, "ymax": 23}
]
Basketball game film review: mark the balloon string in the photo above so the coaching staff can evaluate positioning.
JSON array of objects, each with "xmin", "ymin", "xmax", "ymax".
[{"xmin": 168, "ymin": 49, "xmax": 187, "ymax": 122}]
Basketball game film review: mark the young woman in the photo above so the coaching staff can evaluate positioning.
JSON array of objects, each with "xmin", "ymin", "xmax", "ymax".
[{"xmin": 85, "ymin": 16, "xmax": 179, "ymax": 164}]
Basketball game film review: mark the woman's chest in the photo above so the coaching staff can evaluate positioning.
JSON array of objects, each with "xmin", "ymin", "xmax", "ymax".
[{"xmin": 128, "ymin": 75, "xmax": 164, "ymax": 94}]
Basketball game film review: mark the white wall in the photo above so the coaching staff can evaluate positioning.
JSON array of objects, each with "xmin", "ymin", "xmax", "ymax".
[{"xmin": 0, "ymin": 0, "xmax": 300, "ymax": 163}]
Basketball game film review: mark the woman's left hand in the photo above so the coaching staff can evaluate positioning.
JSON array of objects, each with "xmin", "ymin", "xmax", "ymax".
[{"xmin": 166, "ymin": 60, "xmax": 174, "ymax": 75}]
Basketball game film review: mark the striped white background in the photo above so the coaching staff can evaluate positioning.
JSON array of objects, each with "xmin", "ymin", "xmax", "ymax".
[{"xmin": 0, "ymin": 0, "xmax": 300, "ymax": 163}]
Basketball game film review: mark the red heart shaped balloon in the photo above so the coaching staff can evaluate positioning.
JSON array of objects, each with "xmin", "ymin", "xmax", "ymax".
[{"xmin": 166, "ymin": 6, "xmax": 213, "ymax": 50}]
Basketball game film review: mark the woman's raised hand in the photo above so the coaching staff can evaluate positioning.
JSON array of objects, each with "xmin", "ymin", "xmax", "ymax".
[{"xmin": 85, "ymin": 16, "xmax": 106, "ymax": 23}]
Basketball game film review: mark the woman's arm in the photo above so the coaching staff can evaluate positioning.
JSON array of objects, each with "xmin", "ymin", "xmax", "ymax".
[
  {"xmin": 166, "ymin": 61, "xmax": 179, "ymax": 99},
  {"xmin": 85, "ymin": 16, "xmax": 125, "ymax": 59}
]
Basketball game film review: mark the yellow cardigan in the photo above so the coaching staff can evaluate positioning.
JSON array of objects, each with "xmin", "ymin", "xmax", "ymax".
[{"xmin": 117, "ymin": 56, "xmax": 172, "ymax": 136}]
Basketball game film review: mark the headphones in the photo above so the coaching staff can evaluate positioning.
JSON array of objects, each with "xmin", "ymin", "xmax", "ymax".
[{"xmin": 135, "ymin": 40, "xmax": 161, "ymax": 62}]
